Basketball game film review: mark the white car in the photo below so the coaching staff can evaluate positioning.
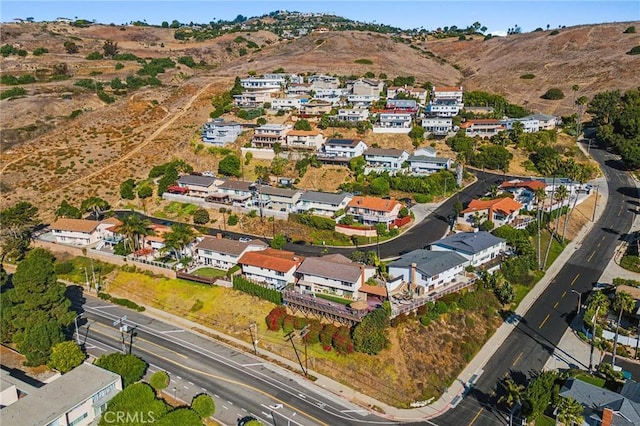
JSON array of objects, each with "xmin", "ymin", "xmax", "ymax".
[{"xmin": 239, "ymin": 237, "xmax": 252, "ymax": 243}]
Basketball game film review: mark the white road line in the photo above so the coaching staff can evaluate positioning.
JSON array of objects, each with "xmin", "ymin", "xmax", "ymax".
[
  {"xmin": 201, "ymin": 388, "xmax": 207, "ymax": 392},
  {"xmin": 183, "ymin": 385, "xmax": 189, "ymax": 389},
  {"xmin": 176, "ymin": 376, "xmax": 182, "ymax": 380},
  {"xmin": 262, "ymin": 411, "xmax": 271, "ymax": 417},
  {"xmin": 242, "ymin": 363, "xmax": 264, "ymax": 367},
  {"xmin": 91, "ymin": 305, "xmax": 119, "ymax": 309},
  {"xmin": 222, "ymin": 405, "xmax": 229, "ymax": 410},
  {"xmin": 227, "ymin": 401, "xmax": 234, "ymax": 405},
  {"xmin": 214, "ymin": 394, "xmax": 220, "ymax": 399},
  {"xmin": 188, "ymin": 381, "xmax": 194, "ymax": 385},
  {"xmin": 161, "ymin": 329, "xmax": 185, "ymax": 334}
]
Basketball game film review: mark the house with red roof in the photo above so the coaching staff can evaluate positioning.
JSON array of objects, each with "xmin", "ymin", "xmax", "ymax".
[
  {"xmin": 238, "ymin": 249, "xmax": 304, "ymax": 290},
  {"xmin": 346, "ymin": 196, "xmax": 403, "ymax": 229},
  {"xmin": 460, "ymin": 119, "xmax": 506, "ymax": 138},
  {"xmin": 458, "ymin": 197, "xmax": 524, "ymax": 228}
]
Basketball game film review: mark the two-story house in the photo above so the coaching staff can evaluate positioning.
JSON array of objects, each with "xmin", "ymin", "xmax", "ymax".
[
  {"xmin": 300, "ymin": 100, "xmax": 333, "ymax": 116},
  {"xmin": 460, "ymin": 119, "xmax": 506, "ymax": 138},
  {"xmin": 240, "ymin": 75, "xmax": 286, "ymax": 92},
  {"xmin": 386, "ymin": 99, "xmax": 419, "ymax": 114},
  {"xmin": 373, "ymin": 113, "xmax": 413, "ymax": 133},
  {"xmin": 295, "ymin": 254, "xmax": 376, "ymax": 299},
  {"xmin": 387, "ymin": 249, "xmax": 468, "ymax": 294},
  {"xmin": 363, "ymin": 148, "xmax": 409, "ymax": 175},
  {"xmin": 176, "ymin": 174, "xmax": 220, "ymax": 197},
  {"xmin": 524, "ymin": 113, "xmax": 559, "ymax": 130},
  {"xmin": 285, "ymin": 129, "xmax": 326, "ymax": 150},
  {"xmin": 295, "ymin": 191, "xmax": 353, "ymax": 217},
  {"xmin": 347, "ymin": 196, "xmax": 402, "ymax": 229},
  {"xmin": 195, "ymin": 235, "xmax": 267, "ymax": 270},
  {"xmin": 312, "ymin": 88, "xmax": 348, "ymax": 104},
  {"xmin": 49, "ymin": 217, "xmax": 123, "ymax": 247},
  {"xmin": 321, "ymin": 138, "xmax": 368, "ymax": 161},
  {"xmin": 432, "ymin": 86, "xmax": 464, "ymax": 103},
  {"xmin": 458, "ymin": 198, "xmax": 524, "ymax": 228},
  {"xmin": 425, "ymin": 98, "xmax": 464, "ymax": 117},
  {"xmin": 308, "ymin": 74, "xmax": 340, "ymax": 90},
  {"xmin": 346, "ymin": 94, "xmax": 379, "ymax": 107},
  {"xmin": 499, "ymin": 179, "xmax": 547, "ymax": 210},
  {"xmin": 421, "ymin": 116, "xmax": 453, "ymax": 136},
  {"xmin": 286, "ymin": 83, "xmax": 313, "ymax": 96},
  {"xmin": 500, "ymin": 117, "xmax": 540, "ymax": 133},
  {"xmin": 430, "ymin": 231, "xmax": 506, "ymax": 268},
  {"xmin": 348, "ymin": 78, "xmax": 385, "ymax": 97},
  {"xmin": 233, "ymin": 91, "xmax": 272, "ymax": 108},
  {"xmin": 336, "ymin": 108, "xmax": 369, "ymax": 122},
  {"xmin": 238, "ymin": 249, "xmax": 304, "ymax": 290},
  {"xmin": 257, "ymin": 186, "xmax": 303, "ymax": 212},
  {"xmin": 407, "ymin": 154, "xmax": 453, "ymax": 175},
  {"xmin": 271, "ymin": 96, "xmax": 306, "ymax": 111},
  {"xmin": 251, "ymin": 124, "xmax": 292, "ymax": 148},
  {"xmin": 201, "ymin": 118, "xmax": 243, "ymax": 146},
  {"xmin": 386, "ymin": 86, "xmax": 427, "ymax": 104},
  {"xmin": 215, "ymin": 179, "xmax": 255, "ymax": 206}
]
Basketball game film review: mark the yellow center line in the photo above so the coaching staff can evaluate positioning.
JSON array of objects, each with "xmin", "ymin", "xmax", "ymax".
[
  {"xmin": 512, "ymin": 352, "xmax": 524, "ymax": 367},
  {"xmin": 89, "ymin": 325, "xmax": 188, "ymax": 359},
  {"xmin": 539, "ymin": 313, "xmax": 550, "ymax": 329},
  {"xmin": 587, "ymin": 251, "xmax": 595, "ymax": 262},
  {"xmin": 554, "ymin": 302, "xmax": 559, "ymax": 308},
  {"xmin": 562, "ymin": 291, "xmax": 567, "ymax": 298},
  {"xmin": 468, "ymin": 407, "xmax": 484, "ymax": 426},
  {"xmin": 570, "ymin": 274, "xmax": 580, "ymax": 286}
]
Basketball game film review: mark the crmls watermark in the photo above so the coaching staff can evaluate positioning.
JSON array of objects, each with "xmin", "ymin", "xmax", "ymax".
[{"xmin": 103, "ymin": 411, "xmax": 157, "ymax": 424}]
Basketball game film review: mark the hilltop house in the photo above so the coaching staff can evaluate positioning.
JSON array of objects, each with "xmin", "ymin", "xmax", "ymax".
[
  {"xmin": 286, "ymin": 83, "xmax": 313, "ymax": 96},
  {"xmin": 295, "ymin": 254, "xmax": 376, "ymax": 299},
  {"xmin": 348, "ymin": 78, "xmax": 385, "ymax": 97},
  {"xmin": 386, "ymin": 86, "xmax": 427, "ymax": 104},
  {"xmin": 500, "ymin": 117, "xmax": 540, "ymax": 133},
  {"xmin": 238, "ymin": 249, "xmax": 304, "ymax": 290},
  {"xmin": 432, "ymin": 86, "xmax": 463, "ymax": 103},
  {"xmin": 347, "ymin": 94, "xmax": 379, "ymax": 107},
  {"xmin": 285, "ymin": 129, "xmax": 326, "ymax": 150},
  {"xmin": 240, "ymin": 75, "xmax": 286, "ymax": 92},
  {"xmin": 295, "ymin": 191, "xmax": 353, "ymax": 217},
  {"xmin": 312, "ymin": 88, "xmax": 348, "ymax": 103},
  {"xmin": 215, "ymin": 179, "xmax": 255, "ymax": 206},
  {"xmin": 233, "ymin": 91, "xmax": 272, "ymax": 108},
  {"xmin": 271, "ymin": 96, "xmax": 306, "ymax": 111},
  {"xmin": 407, "ymin": 154, "xmax": 453, "ymax": 175},
  {"xmin": 499, "ymin": 179, "xmax": 548, "ymax": 210},
  {"xmin": 308, "ymin": 74, "xmax": 340, "ymax": 89},
  {"xmin": 422, "ymin": 116, "xmax": 453, "ymax": 136},
  {"xmin": 460, "ymin": 119, "xmax": 506, "ymax": 138},
  {"xmin": 201, "ymin": 118, "xmax": 243, "ymax": 146},
  {"xmin": 387, "ymin": 249, "xmax": 468, "ymax": 294},
  {"xmin": 300, "ymin": 100, "xmax": 332, "ymax": 116},
  {"xmin": 251, "ymin": 124, "xmax": 292, "ymax": 148},
  {"xmin": 49, "ymin": 217, "xmax": 122, "ymax": 247},
  {"xmin": 458, "ymin": 198, "xmax": 524, "ymax": 228},
  {"xmin": 430, "ymin": 231, "xmax": 506, "ymax": 268},
  {"xmin": 176, "ymin": 174, "xmax": 221, "ymax": 198},
  {"xmin": 256, "ymin": 186, "xmax": 303, "ymax": 212},
  {"xmin": 425, "ymin": 98, "xmax": 464, "ymax": 117},
  {"xmin": 195, "ymin": 235, "xmax": 267, "ymax": 270},
  {"xmin": 363, "ymin": 148, "xmax": 409, "ymax": 175},
  {"xmin": 320, "ymin": 138, "xmax": 368, "ymax": 164},
  {"xmin": 373, "ymin": 112, "xmax": 413, "ymax": 133},
  {"xmin": 346, "ymin": 196, "xmax": 403, "ymax": 229},
  {"xmin": 525, "ymin": 113, "xmax": 559, "ymax": 130},
  {"xmin": 385, "ymin": 99, "xmax": 419, "ymax": 114},
  {"xmin": 336, "ymin": 108, "xmax": 370, "ymax": 123}
]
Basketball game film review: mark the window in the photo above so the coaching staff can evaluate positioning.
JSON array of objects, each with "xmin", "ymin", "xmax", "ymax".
[
  {"xmin": 69, "ymin": 412, "xmax": 88, "ymax": 426},
  {"xmin": 93, "ymin": 382, "xmax": 116, "ymax": 403},
  {"xmin": 275, "ymin": 271, "xmax": 285, "ymax": 277}
]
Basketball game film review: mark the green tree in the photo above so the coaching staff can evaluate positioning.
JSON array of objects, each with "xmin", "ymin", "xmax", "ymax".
[
  {"xmin": 522, "ymin": 370, "xmax": 558, "ymax": 420},
  {"xmin": 48, "ymin": 341, "xmax": 86, "ymax": 373},
  {"xmin": 55, "ymin": 200, "xmax": 82, "ymax": 219},
  {"xmin": 0, "ymin": 201, "xmax": 40, "ymax": 261},
  {"xmin": 19, "ymin": 319, "xmax": 65, "ymax": 366},
  {"xmin": 94, "ymin": 353, "xmax": 147, "ymax": 387},
  {"xmin": 218, "ymin": 154, "xmax": 241, "ymax": 177},
  {"xmin": 369, "ymin": 176, "xmax": 390, "ymax": 195},
  {"xmin": 156, "ymin": 408, "xmax": 202, "ymax": 426},
  {"xmin": 541, "ymin": 88, "xmax": 565, "ymax": 100},
  {"xmin": 612, "ymin": 291, "xmax": 635, "ymax": 364},
  {"xmin": 270, "ymin": 234, "xmax": 287, "ymax": 249},
  {"xmin": 294, "ymin": 119, "xmax": 312, "ymax": 131},
  {"xmin": 120, "ymin": 179, "xmax": 136, "ymax": 200},
  {"xmin": 192, "ymin": 208, "xmax": 210, "ymax": 225},
  {"xmin": 191, "ymin": 393, "xmax": 216, "ymax": 418},
  {"xmin": 149, "ymin": 370, "xmax": 170, "ymax": 392},
  {"xmin": 137, "ymin": 184, "xmax": 153, "ymax": 199},
  {"xmin": 162, "ymin": 223, "xmax": 197, "ymax": 260},
  {"xmin": 63, "ymin": 41, "xmax": 79, "ymax": 53},
  {"xmin": 498, "ymin": 376, "xmax": 524, "ymax": 408},
  {"xmin": 80, "ymin": 196, "xmax": 110, "ymax": 219},
  {"xmin": 116, "ymin": 214, "xmax": 153, "ymax": 252},
  {"xmin": 98, "ymin": 383, "xmax": 168, "ymax": 426},
  {"xmin": 556, "ymin": 396, "xmax": 584, "ymax": 426},
  {"xmin": 227, "ymin": 214, "xmax": 239, "ymax": 226},
  {"xmin": 270, "ymin": 157, "xmax": 288, "ymax": 176},
  {"xmin": 352, "ymin": 308, "xmax": 390, "ymax": 354}
]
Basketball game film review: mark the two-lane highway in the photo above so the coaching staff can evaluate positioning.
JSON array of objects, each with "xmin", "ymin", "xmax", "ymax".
[
  {"xmin": 432, "ymin": 142, "xmax": 638, "ymax": 425},
  {"xmin": 75, "ymin": 294, "xmax": 401, "ymax": 426}
]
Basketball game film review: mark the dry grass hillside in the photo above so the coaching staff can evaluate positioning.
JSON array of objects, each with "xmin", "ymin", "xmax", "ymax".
[
  {"xmin": 1, "ymin": 21, "xmax": 639, "ymax": 216},
  {"xmin": 425, "ymin": 22, "xmax": 640, "ymax": 116}
]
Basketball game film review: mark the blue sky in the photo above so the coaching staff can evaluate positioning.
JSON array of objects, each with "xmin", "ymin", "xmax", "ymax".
[{"xmin": 1, "ymin": 1, "xmax": 638, "ymax": 35}]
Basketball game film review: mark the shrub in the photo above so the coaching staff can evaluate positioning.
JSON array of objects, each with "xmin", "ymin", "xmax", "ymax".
[
  {"xmin": 85, "ymin": 51, "xmax": 103, "ymax": 60},
  {"xmin": 149, "ymin": 370, "xmax": 170, "ymax": 391},
  {"xmin": 319, "ymin": 324, "xmax": 338, "ymax": 346},
  {"xmin": 94, "ymin": 353, "xmax": 147, "ymax": 387},
  {"xmin": 192, "ymin": 208, "xmax": 210, "ymax": 225},
  {"xmin": 282, "ymin": 315, "xmax": 295, "ymax": 333},
  {"xmin": 520, "ymin": 74, "xmax": 535, "ymax": 80},
  {"xmin": 0, "ymin": 87, "xmax": 27, "ymax": 100},
  {"xmin": 233, "ymin": 276, "xmax": 282, "ymax": 304},
  {"xmin": 33, "ymin": 47, "xmax": 49, "ymax": 56},
  {"xmin": 541, "ymin": 88, "xmax": 565, "ymax": 100},
  {"xmin": 48, "ymin": 341, "xmax": 85, "ymax": 373},
  {"xmin": 549, "ymin": 30, "xmax": 560, "ymax": 35},
  {"xmin": 177, "ymin": 55, "xmax": 196, "ymax": 67},
  {"xmin": 303, "ymin": 319, "xmax": 322, "ymax": 344},
  {"xmin": 332, "ymin": 326, "xmax": 354, "ymax": 354},
  {"xmin": 54, "ymin": 261, "xmax": 75, "ymax": 275},
  {"xmin": 414, "ymin": 194, "xmax": 433, "ymax": 203},
  {"xmin": 265, "ymin": 306, "xmax": 287, "ymax": 330},
  {"xmin": 227, "ymin": 214, "xmax": 238, "ymax": 226},
  {"xmin": 354, "ymin": 58, "xmax": 373, "ymax": 64},
  {"xmin": 289, "ymin": 213, "xmax": 335, "ymax": 230},
  {"xmin": 627, "ymin": 46, "xmax": 640, "ymax": 56},
  {"xmin": 191, "ymin": 394, "xmax": 216, "ymax": 418},
  {"xmin": 293, "ymin": 317, "xmax": 309, "ymax": 330},
  {"xmin": 623, "ymin": 26, "xmax": 636, "ymax": 34}
]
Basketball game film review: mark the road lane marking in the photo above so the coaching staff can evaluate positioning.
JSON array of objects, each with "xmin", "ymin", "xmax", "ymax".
[
  {"xmin": 562, "ymin": 291, "xmax": 567, "ymax": 298},
  {"xmin": 161, "ymin": 329, "xmax": 185, "ymax": 334},
  {"xmin": 554, "ymin": 302, "xmax": 559, "ymax": 308},
  {"xmin": 223, "ymin": 405, "xmax": 228, "ymax": 410},
  {"xmin": 468, "ymin": 407, "xmax": 484, "ymax": 425},
  {"xmin": 539, "ymin": 314, "xmax": 551, "ymax": 329},
  {"xmin": 242, "ymin": 363, "xmax": 264, "ymax": 367},
  {"xmin": 587, "ymin": 251, "xmax": 595, "ymax": 262},
  {"xmin": 570, "ymin": 274, "xmax": 580, "ymax": 286},
  {"xmin": 512, "ymin": 352, "xmax": 523, "ymax": 367},
  {"xmin": 89, "ymin": 323, "xmax": 188, "ymax": 359}
]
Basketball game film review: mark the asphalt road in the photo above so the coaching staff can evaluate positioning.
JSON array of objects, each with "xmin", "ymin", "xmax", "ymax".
[
  {"xmin": 73, "ymin": 293, "xmax": 400, "ymax": 426},
  {"xmin": 432, "ymin": 141, "xmax": 638, "ymax": 426}
]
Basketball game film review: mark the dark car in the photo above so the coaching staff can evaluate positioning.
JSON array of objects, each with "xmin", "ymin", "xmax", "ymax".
[{"xmin": 237, "ymin": 416, "xmax": 258, "ymax": 426}]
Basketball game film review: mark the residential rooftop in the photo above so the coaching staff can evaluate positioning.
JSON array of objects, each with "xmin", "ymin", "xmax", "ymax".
[
  {"xmin": 348, "ymin": 196, "xmax": 402, "ymax": 212},
  {"xmin": 432, "ymin": 231, "xmax": 505, "ymax": 255},
  {"xmin": 299, "ymin": 191, "xmax": 351, "ymax": 205},
  {"xmin": 196, "ymin": 236, "xmax": 267, "ymax": 256},
  {"xmin": 177, "ymin": 174, "xmax": 217, "ymax": 187},
  {"xmin": 49, "ymin": 218, "xmax": 101, "ymax": 233},
  {"xmin": 296, "ymin": 255, "xmax": 370, "ymax": 283},
  {"xmin": 389, "ymin": 250, "xmax": 468, "ymax": 277}
]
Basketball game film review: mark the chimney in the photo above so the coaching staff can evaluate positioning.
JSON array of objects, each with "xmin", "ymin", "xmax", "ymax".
[
  {"xmin": 216, "ymin": 233, "xmax": 222, "ymax": 239},
  {"xmin": 602, "ymin": 408, "xmax": 613, "ymax": 426},
  {"xmin": 410, "ymin": 262, "xmax": 417, "ymax": 286},
  {"xmin": 360, "ymin": 265, "xmax": 365, "ymax": 288}
]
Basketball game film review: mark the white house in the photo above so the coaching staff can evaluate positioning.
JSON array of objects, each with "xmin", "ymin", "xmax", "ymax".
[
  {"xmin": 322, "ymin": 138, "xmax": 368, "ymax": 159},
  {"xmin": 201, "ymin": 118, "xmax": 243, "ymax": 145},
  {"xmin": 238, "ymin": 248, "xmax": 303, "ymax": 290},
  {"xmin": 524, "ymin": 113, "xmax": 559, "ymax": 130},
  {"xmin": 348, "ymin": 78, "xmax": 385, "ymax": 96},
  {"xmin": 336, "ymin": 108, "xmax": 369, "ymax": 122},
  {"xmin": 286, "ymin": 83, "xmax": 313, "ymax": 96},
  {"xmin": 425, "ymin": 99, "xmax": 464, "ymax": 117},
  {"xmin": 271, "ymin": 96, "xmax": 306, "ymax": 111},
  {"xmin": 1, "ymin": 363, "xmax": 122, "ymax": 426},
  {"xmin": 312, "ymin": 87, "xmax": 347, "ymax": 103},
  {"xmin": 347, "ymin": 196, "xmax": 402, "ymax": 228},
  {"xmin": 499, "ymin": 179, "xmax": 548, "ymax": 210},
  {"xmin": 432, "ymin": 86, "xmax": 464, "ymax": 103},
  {"xmin": 387, "ymin": 249, "xmax": 468, "ymax": 294},
  {"xmin": 347, "ymin": 94, "xmax": 379, "ymax": 107},
  {"xmin": 257, "ymin": 186, "xmax": 303, "ymax": 212},
  {"xmin": 233, "ymin": 91, "xmax": 272, "ymax": 108},
  {"xmin": 386, "ymin": 99, "xmax": 419, "ymax": 113},
  {"xmin": 364, "ymin": 148, "xmax": 409, "ymax": 175},
  {"xmin": 49, "ymin": 217, "xmax": 123, "ymax": 247},
  {"xmin": 422, "ymin": 116, "xmax": 453, "ymax": 136},
  {"xmin": 240, "ymin": 76, "xmax": 285, "ymax": 92},
  {"xmin": 430, "ymin": 231, "xmax": 506, "ymax": 268},
  {"xmin": 308, "ymin": 74, "xmax": 340, "ymax": 89},
  {"xmin": 460, "ymin": 119, "xmax": 506, "ymax": 138},
  {"xmin": 407, "ymin": 155, "xmax": 453, "ymax": 175},
  {"xmin": 195, "ymin": 235, "xmax": 267, "ymax": 270},
  {"xmin": 300, "ymin": 100, "xmax": 332, "ymax": 116},
  {"xmin": 215, "ymin": 179, "xmax": 255, "ymax": 206},
  {"xmin": 176, "ymin": 174, "xmax": 221, "ymax": 197},
  {"xmin": 387, "ymin": 86, "xmax": 428, "ymax": 104},
  {"xmin": 251, "ymin": 124, "xmax": 292, "ymax": 148},
  {"xmin": 295, "ymin": 254, "xmax": 376, "ymax": 299},
  {"xmin": 500, "ymin": 117, "xmax": 540, "ymax": 133},
  {"xmin": 459, "ymin": 197, "xmax": 524, "ymax": 228},
  {"xmin": 296, "ymin": 191, "xmax": 353, "ymax": 217},
  {"xmin": 285, "ymin": 129, "xmax": 326, "ymax": 150},
  {"xmin": 373, "ymin": 113, "xmax": 412, "ymax": 133}
]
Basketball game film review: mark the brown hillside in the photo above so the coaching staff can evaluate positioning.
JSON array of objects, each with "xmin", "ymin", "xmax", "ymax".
[{"xmin": 425, "ymin": 22, "xmax": 640, "ymax": 116}]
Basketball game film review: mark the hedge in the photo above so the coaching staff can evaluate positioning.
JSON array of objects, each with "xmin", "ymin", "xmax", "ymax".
[{"xmin": 232, "ymin": 276, "xmax": 283, "ymax": 304}]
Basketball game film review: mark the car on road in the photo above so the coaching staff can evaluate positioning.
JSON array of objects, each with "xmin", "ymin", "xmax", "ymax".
[
  {"xmin": 237, "ymin": 416, "xmax": 258, "ymax": 426},
  {"xmin": 238, "ymin": 237, "xmax": 252, "ymax": 242}
]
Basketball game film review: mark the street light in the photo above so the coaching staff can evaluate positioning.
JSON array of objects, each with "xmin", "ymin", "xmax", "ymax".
[
  {"xmin": 80, "ymin": 267, "xmax": 90, "ymax": 290},
  {"xmin": 571, "ymin": 290, "xmax": 582, "ymax": 314},
  {"xmin": 248, "ymin": 322, "xmax": 258, "ymax": 355},
  {"xmin": 589, "ymin": 305, "xmax": 600, "ymax": 373},
  {"xmin": 74, "ymin": 314, "xmax": 83, "ymax": 345}
]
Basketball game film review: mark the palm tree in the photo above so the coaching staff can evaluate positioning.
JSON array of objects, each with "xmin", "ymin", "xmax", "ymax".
[
  {"xmin": 542, "ymin": 177, "xmax": 558, "ymax": 270},
  {"xmin": 561, "ymin": 166, "xmax": 591, "ymax": 242},
  {"xmin": 81, "ymin": 196, "xmax": 110, "ymax": 220},
  {"xmin": 163, "ymin": 223, "xmax": 197, "ymax": 261},
  {"xmin": 219, "ymin": 207, "xmax": 228, "ymax": 232},
  {"xmin": 612, "ymin": 291, "xmax": 635, "ymax": 365},
  {"xmin": 534, "ymin": 187, "xmax": 547, "ymax": 269},
  {"xmin": 498, "ymin": 376, "xmax": 524, "ymax": 409},
  {"xmin": 554, "ymin": 185, "xmax": 568, "ymax": 241},
  {"xmin": 571, "ymin": 84, "xmax": 580, "ymax": 107},
  {"xmin": 116, "ymin": 214, "xmax": 153, "ymax": 253},
  {"xmin": 556, "ymin": 396, "xmax": 584, "ymax": 426}
]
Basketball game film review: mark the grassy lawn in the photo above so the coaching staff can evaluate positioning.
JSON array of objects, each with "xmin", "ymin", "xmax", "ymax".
[
  {"xmin": 190, "ymin": 267, "xmax": 227, "ymax": 279},
  {"xmin": 535, "ymin": 415, "xmax": 555, "ymax": 426},
  {"xmin": 316, "ymin": 293, "xmax": 353, "ymax": 305},
  {"xmin": 512, "ymin": 284, "xmax": 531, "ymax": 308},
  {"xmin": 56, "ymin": 256, "xmax": 117, "ymax": 285},
  {"xmin": 533, "ymin": 229, "xmax": 567, "ymax": 270},
  {"xmin": 576, "ymin": 373, "xmax": 606, "ymax": 388}
]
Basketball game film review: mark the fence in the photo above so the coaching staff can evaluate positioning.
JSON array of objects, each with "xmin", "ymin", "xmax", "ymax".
[
  {"xmin": 162, "ymin": 193, "xmax": 290, "ymax": 220},
  {"xmin": 176, "ymin": 271, "xmax": 216, "ymax": 285}
]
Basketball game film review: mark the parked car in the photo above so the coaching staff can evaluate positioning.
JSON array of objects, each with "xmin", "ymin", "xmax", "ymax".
[{"xmin": 239, "ymin": 237, "xmax": 252, "ymax": 243}]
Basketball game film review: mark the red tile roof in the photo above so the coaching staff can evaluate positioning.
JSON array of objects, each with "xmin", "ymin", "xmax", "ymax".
[
  {"xmin": 348, "ymin": 196, "xmax": 402, "ymax": 213},
  {"xmin": 238, "ymin": 248, "xmax": 303, "ymax": 273},
  {"xmin": 500, "ymin": 180, "xmax": 547, "ymax": 191},
  {"xmin": 462, "ymin": 197, "xmax": 523, "ymax": 215},
  {"xmin": 50, "ymin": 218, "xmax": 100, "ymax": 233},
  {"xmin": 359, "ymin": 283, "xmax": 387, "ymax": 297},
  {"xmin": 434, "ymin": 86, "xmax": 463, "ymax": 92}
]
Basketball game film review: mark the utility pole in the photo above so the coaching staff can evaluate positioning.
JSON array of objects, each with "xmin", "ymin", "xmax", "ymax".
[
  {"xmin": 592, "ymin": 185, "xmax": 599, "ymax": 222},
  {"xmin": 284, "ymin": 330, "xmax": 306, "ymax": 376},
  {"xmin": 74, "ymin": 314, "xmax": 83, "ymax": 345},
  {"xmin": 299, "ymin": 325, "xmax": 310, "ymax": 374},
  {"xmin": 128, "ymin": 326, "xmax": 138, "ymax": 354},
  {"xmin": 571, "ymin": 290, "xmax": 582, "ymax": 314},
  {"xmin": 589, "ymin": 305, "xmax": 600, "ymax": 373},
  {"xmin": 248, "ymin": 322, "xmax": 258, "ymax": 355},
  {"xmin": 113, "ymin": 315, "xmax": 128, "ymax": 354}
]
